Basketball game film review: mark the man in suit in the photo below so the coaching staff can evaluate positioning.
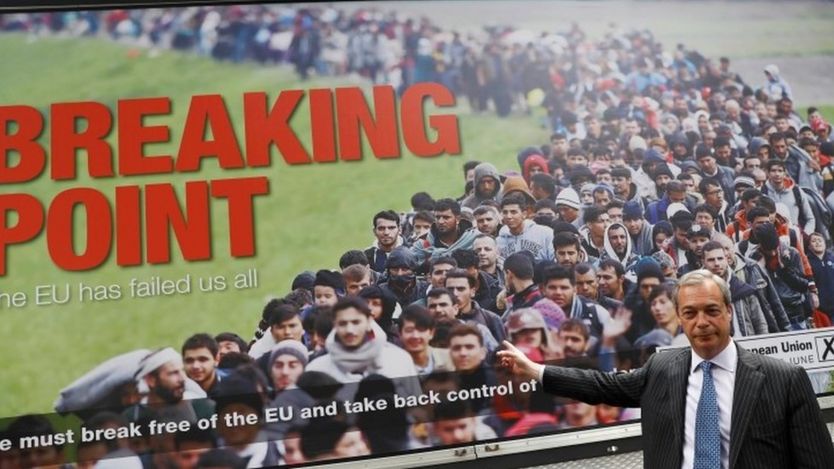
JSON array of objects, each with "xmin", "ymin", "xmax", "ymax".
[{"xmin": 498, "ymin": 269, "xmax": 834, "ymax": 468}]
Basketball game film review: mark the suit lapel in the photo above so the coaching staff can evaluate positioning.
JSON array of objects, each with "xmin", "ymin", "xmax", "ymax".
[
  {"xmin": 729, "ymin": 345, "xmax": 764, "ymax": 468},
  {"xmin": 667, "ymin": 349, "xmax": 690, "ymax": 467}
]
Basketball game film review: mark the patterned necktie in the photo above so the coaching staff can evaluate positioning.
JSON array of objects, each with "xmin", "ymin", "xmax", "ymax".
[{"xmin": 694, "ymin": 361, "xmax": 720, "ymax": 469}]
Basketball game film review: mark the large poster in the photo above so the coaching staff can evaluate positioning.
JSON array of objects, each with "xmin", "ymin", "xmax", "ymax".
[{"xmin": 1, "ymin": 1, "xmax": 833, "ymax": 467}]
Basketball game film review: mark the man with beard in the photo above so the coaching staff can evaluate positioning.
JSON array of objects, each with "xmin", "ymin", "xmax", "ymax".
[
  {"xmin": 461, "ymin": 162, "xmax": 503, "ymax": 210},
  {"xmin": 365, "ymin": 210, "xmax": 405, "ymax": 274},
  {"xmin": 575, "ymin": 262, "xmax": 623, "ymax": 316},
  {"xmin": 600, "ymin": 223, "xmax": 639, "ymax": 271},
  {"xmin": 596, "ymin": 259, "xmax": 628, "ymax": 303},
  {"xmin": 125, "ymin": 348, "xmax": 214, "ymax": 425},
  {"xmin": 412, "ymin": 198, "xmax": 479, "ymax": 264},
  {"xmin": 380, "ymin": 247, "xmax": 429, "ymax": 309},
  {"xmin": 501, "ymin": 253, "xmax": 566, "ymax": 331},
  {"xmin": 445, "ymin": 269, "xmax": 506, "ymax": 344},
  {"xmin": 473, "ymin": 205, "xmax": 501, "ymax": 237},
  {"xmin": 474, "ymin": 234, "xmax": 504, "ymax": 287},
  {"xmin": 182, "ymin": 334, "xmax": 221, "ymax": 398}
]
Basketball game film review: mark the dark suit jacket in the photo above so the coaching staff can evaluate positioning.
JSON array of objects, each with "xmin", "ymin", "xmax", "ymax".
[{"xmin": 542, "ymin": 344, "xmax": 834, "ymax": 468}]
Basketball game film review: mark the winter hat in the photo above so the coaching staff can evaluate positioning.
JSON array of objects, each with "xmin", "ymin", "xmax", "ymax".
[
  {"xmin": 644, "ymin": 148, "xmax": 666, "ymax": 164},
  {"xmin": 652, "ymin": 163, "xmax": 674, "ymax": 180},
  {"xmin": 636, "ymin": 258, "xmax": 665, "ymax": 284},
  {"xmin": 555, "ymin": 188, "xmax": 581, "ymax": 210},
  {"xmin": 580, "ymin": 182, "xmax": 597, "ymax": 196},
  {"xmin": 551, "ymin": 220, "xmax": 580, "ymax": 236},
  {"xmin": 679, "ymin": 160, "xmax": 700, "ymax": 174},
  {"xmin": 733, "ymin": 176, "xmax": 755, "ymax": 189},
  {"xmin": 751, "ymin": 223, "xmax": 779, "ymax": 251},
  {"xmin": 269, "ymin": 340, "xmax": 309, "ymax": 367},
  {"xmin": 506, "ymin": 308, "xmax": 548, "ymax": 335},
  {"xmin": 650, "ymin": 250, "xmax": 675, "ymax": 272},
  {"xmin": 291, "ymin": 271, "xmax": 316, "ymax": 292},
  {"xmin": 686, "ymin": 224, "xmax": 712, "ymax": 240},
  {"xmin": 623, "ymin": 201, "xmax": 643, "ymax": 220},
  {"xmin": 502, "ymin": 175, "xmax": 536, "ymax": 205},
  {"xmin": 568, "ymin": 166, "xmax": 595, "ymax": 185},
  {"xmin": 384, "ymin": 247, "xmax": 417, "ymax": 271},
  {"xmin": 666, "ymin": 202, "xmax": 690, "ymax": 219},
  {"xmin": 315, "ymin": 269, "xmax": 346, "ymax": 291},
  {"xmin": 517, "ymin": 146, "xmax": 544, "ymax": 168},
  {"xmin": 629, "ymin": 135, "xmax": 648, "ymax": 152}
]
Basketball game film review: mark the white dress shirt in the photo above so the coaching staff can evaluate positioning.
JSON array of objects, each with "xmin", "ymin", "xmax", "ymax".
[{"xmin": 681, "ymin": 340, "xmax": 737, "ymax": 469}]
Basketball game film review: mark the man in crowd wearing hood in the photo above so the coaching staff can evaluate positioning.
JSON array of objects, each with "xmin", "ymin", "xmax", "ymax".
[
  {"xmin": 182, "ymin": 334, "xmax": 221, "ymax": 398},
  {"xmin": 748, "ymin": 223, "xmax": 812, "ymax": 330},
  {"xmin": 497, "ymin": 194, "xmax": 554, "ymax": 261},
  {"xmin": 473, "ymin": 205, "xmax": 501, "ymax": 236},
  {"xmin": 445, "ymin": 268, "xmax": 506, "ymax": 344},
  {"xmin": 622, "ymin": 201, "xmax": 653, "ymax": 256},
  {"xmin": 412, "ymin": 198, "xmax": 479, "ymax": 264},
  {"xmin": 399, "ymin": 304, "xmax": 454, "ymax": 375},
  {"xmin": 579, "ymin": 206, "xmax": 609, "ymax": 258},
  {"xmin": 365, "ymin": 210, "xmax": 405, "ymax": 274},
  {"xmin": 502, "ymin": 253, "xmax": 566, "ymax": 330},
  {"xmin": 701, "ymin": 242, "xmax": 768, "ymax": 336},
  {"xmin": 474, "ymin": 234, "xmax": 504, "ymax": 288},
  {"xmin": 306, "ymin": 297, "xmax": 420, "ymax": 396},
  {"xmin": 762, "ymin": 64, "xmax": 792, "ymax": 101},
  {"xmin": 555, "ymin": 188, "xmax": 582, "ymax": 227},
  {"xmin": 380, "ymin": 246, "xmax": 428, "ymax": 308},
  {"xmin": 461, "ymin": 162, "xmax": 502, "ymax": 210},
  {"xmin": 760, "ymin": 159, "xmax": 815, "ymax": 236},
  {"xmin": 651, "ymin": 162, "xmax": 675, "ymax": 200},
  {"xmin": 696, "ymin": 143, "xmax": 736, "ymax": 203},
  {"xmin": 249, "ymin": 301, "xmax": 305, "ymax": 360},
  {"xmin": 539, "ymin": 265, "xmax": 610, "ymax": 345},
  {"xmin": 599, "ymin": 222, "xmax": 639, "ymax": 271},
  {"xmin": 126, "ymin": 348, "xmax": 214, "ymax": 425}
]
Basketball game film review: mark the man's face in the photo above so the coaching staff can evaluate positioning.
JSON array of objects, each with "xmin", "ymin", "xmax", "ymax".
[
  {"xmin": 271, "ymin": 354, "xmax": 304, "ymax": 391},
  {"xmin": 624, "ymin": 217, "xmax": 643, "ymax": 236},
  {"xmin": 567, "ymin": 154, "xmax": 588, "ymax": 168},
  {"xmin": 596, "ymin": 172, "xmax": 613, "ymax": 187},
  {"xmin": 478, "ymin": 176, "xmax": 498, "ymax": 196},
  {"xmin": 314, "ymin": 285, "xmax": 339, "ymax": 306},
  {"xmin": 597, "ymin": 267, "xmax": 623, "ymax": 298},
  {"xmin": 668, "ymin": 190, "xmax": 686, "ymax": 204},
  {"xmin": 607, "ymin": 207, "xmax": 623, "ymax": 225},
  {"xmin": 655, "ymin": 174, "xmax": 671, "ymax": 192},
  {"xmin": 624, "ymin": 120, "xmax": 639, "ymax": 136},
  {"xmin": 689, "ymin": 235, "xmax": 710, "ymax": 258},
  {"xmin": 536, "ymin": 207, "xmax": 557, "ymax": 219},
  {"xmin": 608, "ymin": 227, "xmax": 628, "ymax": 255},
  {"xmin": 750, "ymin": 215, "xmax": 771, "ymax": 231},
  {"xmin": 450, "ymin": 334, "xmax": 486, "ymax": 371},
  {"xmin": 334, "ymin": 307, "xmax": 371, "ymax": 349},
  {"xmin": 704, "ymin": 185, "xmax": 724, "ymax": 207},
  {"xmin": 768, "ymin": 165, "xmax": 785, "ymax": 187},
  {"xmin": 373, "ymin": 218, "xmax": 400, "ymax": 249},
  {"xmin": 345, "ymin": 272, "xmax": 372, "ymax": 296},
  {"xmin": 428, "ymin": 294, "xmax": 459, "ymax": 320},
  {"xmin": 695, "ymin": 212, "xmax": 715, "ymax": 231},
  {"xmin": 593, "ymin": 191, "xmax": 611, "ymax": 207},
  {"xmin": 698, "ymin": 155, "xmax": 717, "ymax": 174},
  {"xmin": 217, "ymin": 340, "xmax": 241, "ymax": 359},
  {"xmin": 401, "ymin": 320, "xmax": 433, "ymax": 355},
  {"xmin": 435, "ymin": 417, "xmax": 476, "ymax": 445},
  {"xmin": 473, "ymin": 238, "xmax": 498, "ymax": 271},
  {"xmin": 803, "ymin": 145, "xmax": 819, "ymax": 161},
  {"xmin": 413, "ymin": 219, "xmax": 432, "ymax": 239},
  {"xmin": 677, "ymin": 281, "xmax": 732, "ymax": 359},
  {"xmin": 445, "ymin": 277, "xmax": 473, "ymax": 310},
  {"xmin": 430, "ymin": 262, "xmax": 455, "ymax": 289},
  {"xmin": 809, "ymin": 235, "xmax": 827, "ymax": 256},
  {"xmin": 542, "ymin": 278, "xmax": 574, "ymax": 308},
  {"xmin": 558, "ymin": 206, "xmax": 578, "ymax": 223},
  {"xmin": 148, "ymin": 362, "xmax": 186, "ymax": 403},
  {"xmin": 612, "ymin": 176, "xmax": 630, "ymax": 196},
  {"xmin": 715, "ymin": 145, "xmax": 731, "ymax": 163},
  {"xmin": 271, "ymin": 315, "xmax": 304, "ymax": 342},
  {"xmin": 333, "ymin": 430, "xmax": 369, "ymax": 458},
  {"xmin": 183, "ymin": 347, "xmax": 217, "ymax": 386},
  {"xmin": 551, "ymin": 138, "xmax": 568, "ymax": 157},
  {"xmin": 771, "ymin": 138, "xmax": 788, "ymax": 158},
  {"xmin": 434, "ymin": 209, "xmax": 459, "ymax": 235},
  {"xmin": 575, "ymin": 271, "xmax": 598, "ymax": 299},
  {"xmin": 744, "ymin": 157, "xmax": 761, "ymax": 171},
  {"xmin": 673, "ymin": 228, "xmax": 689, "ymax": 249},
  {"xmin": 559, "ymin": 329, "xmax": 587, "ymax": 357},
  {"xmin": 512, "ymin": 328, "xmax": 543, "ymax": 349},
  {"xmin": 703, "ymin": 248, "xmax": 728, "ymax": 278},
  {"xmin": 475, "ymin": 210, "xmax": 499, "ymax": 235},
  {"xmin": 555, "ymin": 244, "xmax": 580, "ymax": 268},
  {"xmin": 588, "ymin": 214, "xmax": 610, "ymax": 238},
  {"xmin": 639, "ymin": 278, "xmax": 661, "ymax": 301},
  {"xmin": 502, "ymin": 203, "xmax": 526, "ymax": 231}
]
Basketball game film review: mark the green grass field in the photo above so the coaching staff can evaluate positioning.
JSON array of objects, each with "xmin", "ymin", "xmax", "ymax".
[
  {"xmin": 0, "ymin": 34, "xmax": 549, "ymax": 417},
  {"xmin": 2, "ymin": 23, "xmax": 834, "ymax": 417}
]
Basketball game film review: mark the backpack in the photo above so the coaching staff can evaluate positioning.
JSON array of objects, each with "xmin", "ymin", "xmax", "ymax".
[{"xmin": 795, "ymin": 186, "xmax": 833, "ymax": 243}]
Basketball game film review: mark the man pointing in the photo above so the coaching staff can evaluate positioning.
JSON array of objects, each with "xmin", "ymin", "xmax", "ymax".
[{"xmin": 498, "ymin": 269, "xmax": 833, "ymax": 468}]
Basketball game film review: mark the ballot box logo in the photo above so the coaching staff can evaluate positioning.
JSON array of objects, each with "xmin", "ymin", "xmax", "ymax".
[{"xmin": 814, "ymin": 335, "xmax": 834, "ymax": 362}]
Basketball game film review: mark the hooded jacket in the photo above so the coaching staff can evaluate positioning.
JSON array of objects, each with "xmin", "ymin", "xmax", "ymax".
[
  {"xmin": 629, "ymin": 218, "xmax": 655, "ymax": 256},
  {"xmin": 600, "ymin": 222, "xmax": 639, "ymax": 270},
  {"xmin": 496, "ymin": 219, "xmax": 554, "ymax": 261},
  {"xmin": 522, "ymin": 154, "xmax": 550, "ymax": 184},
  {"xmin": 306, "ymin": 319, "xmax": 422, "ymax": 398},
  {"xmin": 761, "ymin": 178, "xmax": 815, "ymax": 235},
  {"xmin": 461, "ymin": 162, "xmax": 502, "ymax": 209},
  {"xmin": 731, "ymin": 253, "xmax": 791, "ymax": 332},
  {"xmin": 727, "ymin": 274, "xmax": 769, "ymax": 336}
]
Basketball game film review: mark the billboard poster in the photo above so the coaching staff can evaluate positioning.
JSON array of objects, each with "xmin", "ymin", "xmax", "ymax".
[{"xmin": 1, "ymin": 1, "xmax": 833, "ymax": 467}]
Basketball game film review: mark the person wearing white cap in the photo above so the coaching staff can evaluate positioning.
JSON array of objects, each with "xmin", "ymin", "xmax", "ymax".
[{"xmin": 555, "ymin": 187, "xmax": 582, "ymax": 228}]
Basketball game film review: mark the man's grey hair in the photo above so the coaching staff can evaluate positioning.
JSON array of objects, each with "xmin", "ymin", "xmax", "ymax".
[{"xmin": 672, "ymin": 269, "xmax": 732, "ymax": 310}]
